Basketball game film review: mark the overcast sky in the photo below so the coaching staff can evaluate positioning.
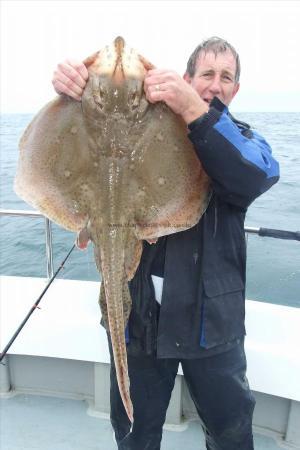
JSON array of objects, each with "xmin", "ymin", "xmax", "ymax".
[{"xmin": 1, "ymin": 0, "xmax": 300, "ymax": 113}]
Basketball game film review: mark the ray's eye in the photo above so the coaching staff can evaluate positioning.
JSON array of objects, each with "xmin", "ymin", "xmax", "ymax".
[
  {"xmin": 129, "ymin": 90, "xmax": 139, "ymax": 110},
  {"xmin": 93, "ymin": 84, "xmax": 106, "ymax": 110},
  {"xmin": 98, "ymin": 85, "xmax": 107, "ymax": 102}
]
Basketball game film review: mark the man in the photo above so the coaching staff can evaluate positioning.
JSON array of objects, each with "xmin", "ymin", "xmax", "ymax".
[{"xmin": 52, "ymin": 37, "xmax": 279, "ymax": 450}]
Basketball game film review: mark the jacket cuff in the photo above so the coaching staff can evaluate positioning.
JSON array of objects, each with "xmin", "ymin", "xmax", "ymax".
[{"xmin": 188, "ymin": 97, "xmax": 226, "ymax": 139}]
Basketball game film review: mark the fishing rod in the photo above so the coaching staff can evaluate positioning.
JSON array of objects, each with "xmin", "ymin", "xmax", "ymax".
[
  {"xmin": 0, "ymin": 244, "xmax": 76, "ymax": 363},
  {"xmin": 0, "ymin": 221, "xmax": 298, "ymax": 364},
  {"xmin": 245, "ymin": 226, "xmax": 300, "ymax": 241}
]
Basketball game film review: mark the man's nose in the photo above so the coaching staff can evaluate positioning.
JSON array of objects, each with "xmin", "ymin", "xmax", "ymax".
[{"xmin": 208, "ymin": 76, "xmax": 222, "ymax": 94}]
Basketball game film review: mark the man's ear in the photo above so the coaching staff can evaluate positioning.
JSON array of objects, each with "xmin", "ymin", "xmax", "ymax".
[
  {"xmin": 183, "ymin": 72, "xmax": 192, "ymax": 84},
  {"xmin": 232, "ymin": 82, "xmax": 240, "ymax": 99}
]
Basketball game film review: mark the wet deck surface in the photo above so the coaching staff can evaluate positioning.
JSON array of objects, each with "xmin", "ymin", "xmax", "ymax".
[{"xmin": 0, "ymin": 393, "xmax": 289, "ymax": 449}]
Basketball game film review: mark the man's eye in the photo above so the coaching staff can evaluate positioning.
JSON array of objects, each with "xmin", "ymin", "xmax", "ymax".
[{"xmin": 222, "ymin": 75, "xmax": 233, "ymax": 82}]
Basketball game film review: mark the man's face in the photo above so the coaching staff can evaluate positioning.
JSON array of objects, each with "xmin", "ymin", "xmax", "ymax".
[{"xmin": 184, "ymin": 49, "xmax": 240, "ymax": 106}]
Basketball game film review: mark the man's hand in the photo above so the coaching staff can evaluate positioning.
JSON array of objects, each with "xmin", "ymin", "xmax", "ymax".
[
  {"xmin": 52, "ymin": 59, "xmax": 89, "ymax": 101},
  {"xmin": 144, "ymin": 69, "xmax": 209, "ymax": 124}
]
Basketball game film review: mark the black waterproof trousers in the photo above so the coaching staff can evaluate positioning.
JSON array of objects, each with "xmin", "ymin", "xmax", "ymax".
[{"xmin": 109, "ymin": 340, "xmax": 256, "ymax": 450}]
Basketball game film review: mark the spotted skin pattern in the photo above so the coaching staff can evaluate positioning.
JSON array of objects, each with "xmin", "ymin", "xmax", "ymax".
[{"xmin": 14, "ymin": 37, "xmax": 211, "ymax": 423}]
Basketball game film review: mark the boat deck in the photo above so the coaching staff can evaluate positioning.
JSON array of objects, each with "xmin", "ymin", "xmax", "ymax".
[{"xmin": 0, "ymin": 392, "xmax": 290, "ymax": 450}]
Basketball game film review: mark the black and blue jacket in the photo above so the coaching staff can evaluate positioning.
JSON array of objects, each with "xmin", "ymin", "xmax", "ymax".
[{"xmin": 127, "ymin": 97, "xmax": 280, "ymax": 359}]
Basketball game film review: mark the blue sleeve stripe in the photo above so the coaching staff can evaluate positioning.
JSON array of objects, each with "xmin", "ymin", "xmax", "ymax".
[{"xmin": 213, "ymin": 112, "xmax": 279, "ymax": 178}]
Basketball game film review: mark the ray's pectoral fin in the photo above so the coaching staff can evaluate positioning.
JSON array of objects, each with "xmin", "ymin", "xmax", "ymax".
[
  {"xmin": 14, "ymin": 96, "xmax": 91, "ymax": 231},
  {"xmin": 131, "ymin": 102, "xmax": 211, "ymax": 240}
]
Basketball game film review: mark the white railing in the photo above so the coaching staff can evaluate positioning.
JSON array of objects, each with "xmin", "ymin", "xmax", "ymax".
[
  {"xmin": 1, "ymin": 208, "xmax": 299, "ymax": 280},
  {"xmin": 0, "ymin": 209, "xmax": 54, "ymax": 278}
]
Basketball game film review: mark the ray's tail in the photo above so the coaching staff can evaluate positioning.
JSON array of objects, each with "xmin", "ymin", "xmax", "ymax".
[
  {"xmin": 97, "ymin": 230, "xmax": 134, "ymax": 423},
  {"xmin": 107, "ymin": 285, "xmax": 133, "ymax": 423}
]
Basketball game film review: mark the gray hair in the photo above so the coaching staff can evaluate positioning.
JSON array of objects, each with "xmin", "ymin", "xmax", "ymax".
[{"xmin": 186, "ymin": 36, "xmax": 241, "ymax": 83}]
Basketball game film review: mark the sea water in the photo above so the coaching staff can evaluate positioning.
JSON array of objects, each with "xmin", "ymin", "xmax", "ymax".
[{"xmin": 0, "ymin": 112, "xmax": 299, "ymax": 307}]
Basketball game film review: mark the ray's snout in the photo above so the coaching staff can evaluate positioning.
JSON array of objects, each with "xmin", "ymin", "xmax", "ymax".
[{"xmin": 114, "ymin": 36, "xmax": 125, "ymax": 53}]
